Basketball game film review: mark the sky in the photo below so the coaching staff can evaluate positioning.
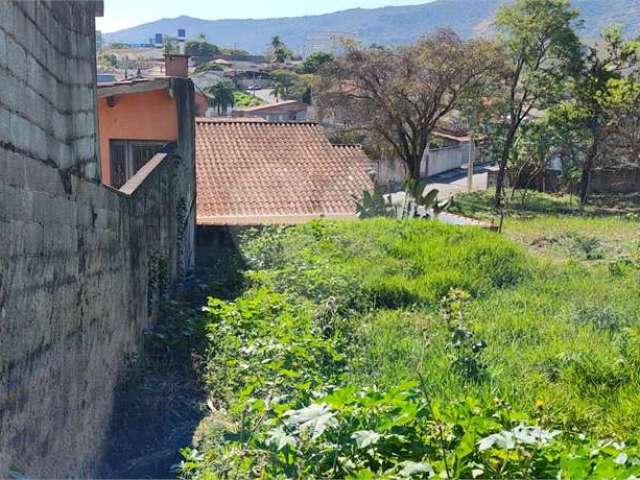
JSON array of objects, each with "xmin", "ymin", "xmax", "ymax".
[{"xmin": 96, "ymin": 0, "xmax": 433, "ymax": 33}]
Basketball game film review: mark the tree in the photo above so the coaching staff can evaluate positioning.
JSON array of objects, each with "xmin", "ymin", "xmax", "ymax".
[
  {"xmin": 97, "ymin": 52, "xmax": 118, "ymax": 69},
  {"xmin": 568, "ymin": 27, "xmax": 637, "ymax": 203},
  {"xmin": 185, "ymin": 39, "xmax": 221, "ymax": 64},
  {"xmin": 222, "ymin": 47, "xmax": 252, "ymax": 60},
  {"xmin": 316, "ymin": 30, "xmax": 500, "ymax": 180},
  {"xmin": 508, "ymin": 116, "xmax": 557, "ymax": 203},
  {"xmin": 490, "ymin": 0, "xmax": 582, "ymax": 207},
  {"xmin": 603, "ymin": 76, "xmax": 640, "ymax": 167},
  {"xmin": 270, "ymin": 36, "xmax": 293, "ymax": 63},
  {"xmin": 271, "ymin": 69, "xmax": 298, "ymax": 101},
  {"xmin": 299, "ymin": 52, "xmax": 335, "ymax": 74},
  {"xmin": 208, "ymin": 80, "xmax": 236, "ymax": 115},
  {"xmin": 163, "ymin": 37, "xmax": 179, "ymax": 54},
  {"xmin": 537, "ymin": 28, "xmax": 638, "ymax": 203},
  {"xmin": 287, "ymin": 73, "xmax": 315, "ymax": 105},
  {"xmin": 271, "ymin": 36, "xmax": 284, "ymax": 50}
]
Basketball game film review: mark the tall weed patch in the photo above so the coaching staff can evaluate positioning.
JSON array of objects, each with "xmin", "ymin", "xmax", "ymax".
[{"xmin": 178, "ymin": 219, "xmax": 640, "ymax": 479}]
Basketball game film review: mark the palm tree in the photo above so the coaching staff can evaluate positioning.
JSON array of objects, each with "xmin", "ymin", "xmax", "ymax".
[
  {"xmin": 270, "ymin": 36, "xmax": 290, "ymax": 63},
  {"xmin": 271, "ymin": 82, "xmax": 290, "ymax": 102},
  {"xmin": 270, "ymin": 70, "xmax": 295, "ymax": 101},
  {"xmin": 208, "ymin": 80, "xmax": 236, "ymax": 115},
  {"xmin": 271, "ymin": 36, "xmax": 284, "ymax": 50}
]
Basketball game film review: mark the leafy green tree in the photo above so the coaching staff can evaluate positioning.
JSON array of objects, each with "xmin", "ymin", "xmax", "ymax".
[
  {"xmin": 163, "ymin": 37, "xmax": 179, "ymax": 54},
  {"xmin": 569, "ymin": 27, "xmax": 636, "ymax": 203},
  {"xmin": 490, "ymin": 0, "xmax": 582, "ymax": 207},
  {"xmin": 207, "ymin": 80, "xmax": 236, "ymax": 115},
  {"xmin": 538, "ymin": 28, "xmax": 638, "ymax": 203},
  {"xmin": 221, "ymin": 47, "xmax": 252, "ymax": 60},
  {"xmin": 270, "ymin": 36, "xmax": 293, "ymax": 63},
  {"xmin": 271, "ymin": 36, "xmax": 284, "ymax": 50},
  {"xmin": 185, "ymin": 39, "xmax": 220, "ymax": 64},
  {"xmin": 508, "ymin": 117, "xmax": 557, "ymax": 204},
  {"xmin": 299, "ymin": 52, "xmax": 335, "ymax": 74},
  {"xmin": 270, "ymin": 69, "xmax": 298, "ymax": 101},
  {"xmin": 287, "ymin": 73, "xmax": 315, "ymax": 105},
  {"xmin": 602, "ymin": 76, "xmax": 640, "ymax": 167}
]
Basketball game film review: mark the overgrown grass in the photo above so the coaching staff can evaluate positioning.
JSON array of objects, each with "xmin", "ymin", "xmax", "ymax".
[
  {"xmin": 451, "ymin": 189, "xmax": 640, "ymax": 220},
  {"xmin": 451, "ymin": 189, "xmax": 639, "ymax": 261},
  {"xmin": 178, "ymin": 214, "xmax": 640, "ymax": 478}
]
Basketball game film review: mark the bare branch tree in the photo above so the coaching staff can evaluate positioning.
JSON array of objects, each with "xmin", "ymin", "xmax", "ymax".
[{"xmin": 316, "ymin": 30, "xmax": 501, "ymax": 181}]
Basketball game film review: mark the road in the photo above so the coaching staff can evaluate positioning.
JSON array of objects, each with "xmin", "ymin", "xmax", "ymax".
[
  {"xmin": 252, "ymin": 88, "xmax": 277, "ymax": 104},
  {"xmin": 426, "ymin": 164, "xmax": 491, "ymax": 200}
]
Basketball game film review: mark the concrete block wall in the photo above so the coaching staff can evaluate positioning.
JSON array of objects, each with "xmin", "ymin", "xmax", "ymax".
[
  {"xmin": 0, "ymin": 2, "xmax": 196, "ymax": 477},
  {"xmin": 0, "ymin": 1, "xmax": 100, "ymax": 181},
  {"xmin": 591, "ymin": 167, "xmax": 640, "ymax": 194}
]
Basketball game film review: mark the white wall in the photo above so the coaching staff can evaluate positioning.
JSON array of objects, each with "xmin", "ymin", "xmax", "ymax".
[{"xmin": 422, "ymin": 143, "xmax": 472, "ymax": 177}]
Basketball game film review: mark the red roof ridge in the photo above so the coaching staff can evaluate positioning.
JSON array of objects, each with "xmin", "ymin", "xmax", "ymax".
[{"xmin": 196, "ymin": 118, "xmax": 320, "ymax": 127}]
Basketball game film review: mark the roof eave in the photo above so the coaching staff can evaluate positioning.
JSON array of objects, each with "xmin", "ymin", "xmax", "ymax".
[
  {"xmin": 97, "ymin": 78, "xmax": 171, "ymax": 98},
  {"xmin": 197, "ymin": 213, "xmax": 359, "ymax": 226}
]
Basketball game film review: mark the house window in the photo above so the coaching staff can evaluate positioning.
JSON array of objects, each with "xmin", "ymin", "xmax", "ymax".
[{"xmin": 109, "ymin": 140, "xmax": 165, "ymax": 188}]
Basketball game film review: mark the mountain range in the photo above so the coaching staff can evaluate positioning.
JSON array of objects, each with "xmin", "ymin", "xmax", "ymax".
[{"xmin": 103, "ymin": 0, "xmax": 640, "ymax": 54}]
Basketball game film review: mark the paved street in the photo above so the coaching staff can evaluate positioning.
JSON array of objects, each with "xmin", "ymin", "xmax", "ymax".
[
  {"xmin": 253, "ymin": 88, "xmax": 278, "ymax": 104},
  {"xmin": 426, "ymin": 164, "xmax": 492, "ymax": 200}
]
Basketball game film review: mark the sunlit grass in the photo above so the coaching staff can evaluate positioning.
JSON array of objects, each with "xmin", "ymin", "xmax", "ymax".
[{"xmin": 239, "ymin": 215, "xmax": 640, "ymax": 437}]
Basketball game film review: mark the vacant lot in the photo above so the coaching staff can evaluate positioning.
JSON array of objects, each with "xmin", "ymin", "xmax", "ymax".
[{"xmin": 175, "ymin": 194, "xmax": 639, "ymax": 479}]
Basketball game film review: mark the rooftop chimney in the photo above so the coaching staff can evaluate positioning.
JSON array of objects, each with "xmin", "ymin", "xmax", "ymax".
[
  {"xmin": 164, "ymin": 30, "xmax": 189, "ymax": 78},
  {"xmin": 164, "ymin": 53, "xmax": 190, "ymax": 77}
]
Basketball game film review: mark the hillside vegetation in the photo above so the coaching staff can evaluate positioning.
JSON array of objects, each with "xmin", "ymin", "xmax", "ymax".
[
  {"xmin": 172, "ymin": 209, "xmax": 640, "ymax": 478},
  {"xmin": 104, "ymin": 0, "xmax": 640, "ymax": 53}
]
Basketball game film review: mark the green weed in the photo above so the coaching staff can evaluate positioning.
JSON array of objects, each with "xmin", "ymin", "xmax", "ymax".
[{"xmin": 177, "ymin": 217, "xmax": 640, "ymax": 479}]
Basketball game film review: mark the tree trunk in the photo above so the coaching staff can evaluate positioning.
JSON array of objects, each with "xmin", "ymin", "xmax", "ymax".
[
  {"xmin": 579, "ymin": 148, "xmax": 596, "ymax": 204},
  {"xmin": 494, "ymin": 124, "xmax": 518, "ymax": 210},
  {"xmin": 407, "ymin": 153, "xmax": 423, "ymax": 180},
  {"xmin": 579, "ymin": 133, "xmax": 599, "ymax": 204},
  {"xmin": 494, "ymin": 134, "xmax": 515, "ymax": 209},
  {"xmin": 421, "ymin": 145, "xmax": 430, "ymax": 180}
]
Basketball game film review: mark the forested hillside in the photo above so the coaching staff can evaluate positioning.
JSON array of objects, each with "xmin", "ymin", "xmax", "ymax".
[{"xmin": 104, "ymin": 0, "xmax": 640, "ymax": 53}]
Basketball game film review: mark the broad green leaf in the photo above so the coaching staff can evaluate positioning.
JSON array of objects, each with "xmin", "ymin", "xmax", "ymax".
[
  {"xmin": 266, "ymin": 426, "xmax": 297, "ymax": 451},
  {"xmin": 352, "ymin": 430, "xmax": 382, "ymax": 449},
  {"xmin": 399, "ymin": 461, "xmax": 434, "ymax": 478},
  {"xmin": 283, "ymin": 403, "xmax": 338, "ymax": 439}
]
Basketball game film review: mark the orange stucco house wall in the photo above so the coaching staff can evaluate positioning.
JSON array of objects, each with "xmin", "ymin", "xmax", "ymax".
[{"xmin": 98, "ymin": 88, "xmax": 179, "ymax": 185}]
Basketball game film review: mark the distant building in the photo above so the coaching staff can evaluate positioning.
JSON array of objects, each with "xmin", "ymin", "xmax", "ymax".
[{"xmin": 232, "ymin": 100, "xmax": 308, "ymax": 122}]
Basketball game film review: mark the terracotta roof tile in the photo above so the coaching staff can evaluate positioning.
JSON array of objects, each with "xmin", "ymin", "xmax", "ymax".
[{"xmin": 196, "ymin": 120, "xmax": 374, "ymax": 225}]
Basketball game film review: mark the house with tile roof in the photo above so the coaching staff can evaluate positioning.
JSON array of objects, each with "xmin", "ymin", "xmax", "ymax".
[{"xmin": 195, "ymin": 118, "xmax": 374, "ymax": 226}]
